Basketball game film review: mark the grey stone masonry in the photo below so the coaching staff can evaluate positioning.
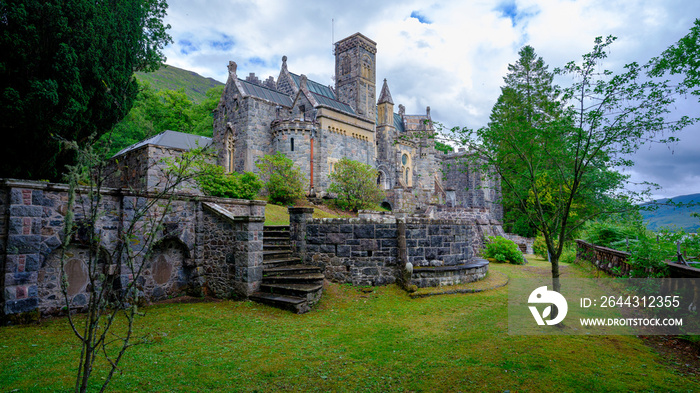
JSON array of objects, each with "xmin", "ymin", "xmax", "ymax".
[
  {"xmin": 1, "ymin": 179, "xmax": 265, "ymax": 320},
  {"xmin": 289, "ymin": 208, "xmax": 486, "ymax": 287}
]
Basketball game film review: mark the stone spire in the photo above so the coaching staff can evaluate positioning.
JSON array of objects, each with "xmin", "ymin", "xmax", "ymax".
[{"xmin": 378, "ymin": 78, "xmax": 394, "ymax": 105}]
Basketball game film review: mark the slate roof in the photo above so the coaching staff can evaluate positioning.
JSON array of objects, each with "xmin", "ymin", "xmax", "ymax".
[
  {"xmin": 290, "ymin": 73, "xmax": 336, "ymax": 99},
  {"xmin": 394, "ymin": 113, "xmax": 405, "ymax": 133},
  {"xmin": 114, "ymin": 130, "xmax": 212, "ymax": 157},
  {"xmin": 311, "ymin": 92, "xmax": 356, "ymax": 114},
  {"xmin": 238, "ymin": 78, "xmax": 294, "ymax": 107}
]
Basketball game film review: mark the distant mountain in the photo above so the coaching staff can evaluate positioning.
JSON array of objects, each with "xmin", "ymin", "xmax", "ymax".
[
  {"xmin": 135, "ymin": 65, "xmax": 224, "ymax": 103},
  {"xmin": 640, "ymin": 193, "xmax": 700, "ymax": 232}
]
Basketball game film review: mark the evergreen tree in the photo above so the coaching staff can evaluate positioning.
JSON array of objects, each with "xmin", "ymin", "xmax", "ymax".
[
  {"xmin": 0, "ymin": 0, "xmax": 171, "ymax": 180},
  {"xmin": 489, "ymin": 46, "xmax": 562, "ymax": 237}
]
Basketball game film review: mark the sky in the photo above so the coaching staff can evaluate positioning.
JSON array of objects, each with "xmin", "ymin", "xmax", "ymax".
[{"xmin": 161, "ymin": 0, "xmax": 700, "ymax": 200}]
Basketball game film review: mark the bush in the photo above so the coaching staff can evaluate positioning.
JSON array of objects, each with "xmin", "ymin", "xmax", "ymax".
[
  {"xmin": 532, "ymin": 235, "xmax": 551, "ymax": 260},
  {"xmin": 196, "ymin": 164, "xmax": 262, "ymax": 200},
  {"xmin": 482, "ymin": 236, "xmax": 524, "ymax": 264},
  {"xmin": 327, "ymin": 158, "xmax": 384, "ymax": 211},
  {"xmin": 582, "ymin": 221, "xmax": 636, "ymax": 249},
  {"xmin": 255, "ymin": 152, "xmax": 307, "ymax": 205}
]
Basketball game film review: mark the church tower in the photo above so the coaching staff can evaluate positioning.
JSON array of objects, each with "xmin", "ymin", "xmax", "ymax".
[{"xmin": 334, "ymin": 33, "xmax": 377, "ymax": 121}]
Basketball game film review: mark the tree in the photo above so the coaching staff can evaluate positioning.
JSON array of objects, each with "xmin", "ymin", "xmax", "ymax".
[
  {"xmin": 489, "ymin": 45, "xmax": 563, "ymax": 237},
  {"xmin": 99, "ymin": 82, "xmax": 223, "ymax": 157},
  {"xmin": 327, "ymin": 158, "xmax": 385, "ymax": 211},
  {"xmin": 60, "ymin": 139, "xmax": 209, "ymax": 393},
  {"xmin": 255, "ymin": 152, "xmax": 307, "ymax": 205},
  {"xmin": 456, "ymin": 36, "xmax": 695, "ymax": 292},
  {"xmin": 649, "ymin": 18, "xmax": 700, "ymax": 100},
  {"xmin": 0, "ymin": 0, "xmax": 172, "ymax": 180}
]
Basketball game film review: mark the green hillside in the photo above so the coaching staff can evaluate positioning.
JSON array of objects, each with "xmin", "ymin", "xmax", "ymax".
[
  {"xmin": 640, "ymin": 193, "xmax": 700, "ymax": 232},
  {"xmin": 135, "ymin": 64, "xmax": 223, "ymax": 103}
]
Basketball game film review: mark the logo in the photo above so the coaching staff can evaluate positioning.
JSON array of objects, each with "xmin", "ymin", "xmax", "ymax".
[{"xmin": 528, "ymin": 286, "xmax": 568, "ymax": 325}]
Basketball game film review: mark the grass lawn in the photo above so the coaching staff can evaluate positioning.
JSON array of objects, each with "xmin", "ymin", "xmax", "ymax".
[
  {"xmin": 1, "ymin": 257, "xmax": 697, "ymax": 392},
  {"xmin": 264, "ymin": 202, "xmax": 352, "ymax": 226}
]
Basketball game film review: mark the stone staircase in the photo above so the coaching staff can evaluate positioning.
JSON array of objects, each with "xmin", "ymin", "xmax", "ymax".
[{"xmin": 249, "ymin": 225, "xmax": 324, "ymax": 314}]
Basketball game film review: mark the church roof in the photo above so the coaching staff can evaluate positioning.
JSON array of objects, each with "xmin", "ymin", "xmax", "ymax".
[
  {"xmin": 393, "ymin": 113, "xmax": 405, "ymax": 133},
  {"xmin": 238, "ymin": 78, "xmax": 293, "ymax": 107},
  {"xmin": 290, "ymin": 73, "xmax": 336, "ymax": 100},
  {"xmin": 114, "ymin": 130, "xmax": 212, "ymax": 157},
  {"xmin": 311, "ymin": 92, "xmax": 356, "ymax": 115}
]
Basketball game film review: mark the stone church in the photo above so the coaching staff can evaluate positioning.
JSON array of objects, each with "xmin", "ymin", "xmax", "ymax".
[{"xmin": 212, "ymin": 32, "xmax": 500, "ymax": 215}]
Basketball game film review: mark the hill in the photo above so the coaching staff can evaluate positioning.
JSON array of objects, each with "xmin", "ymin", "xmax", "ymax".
[
  {"xmin": 640, "ymin": 193, "xmax": 700, "ymax": 232},
  {"xmin": 135, "ymin": 64, "xmax": 223, "ymax": 103}
]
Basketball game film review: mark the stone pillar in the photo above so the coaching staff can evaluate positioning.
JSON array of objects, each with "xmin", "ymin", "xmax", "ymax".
[
  {"xmin": 289, "ymin": 207, "xmax": 313, "ymax": 263},
  {"xmin": 235, "ymin": 217, "xmax": 264, "ymax": 296}
]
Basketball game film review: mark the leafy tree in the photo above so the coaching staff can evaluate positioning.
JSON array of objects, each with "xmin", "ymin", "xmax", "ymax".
[
  {"xmin": 255, "ymin": 152, "xmax": 306, "ymax": 205},
  {"xmin": 0, "ymin": 0, "xmax": 172, "ymax": 180},
  {"xmin": 453, "ymin": 36, "xmax": 696, "ymax": 292},
  {"xmin": 100, "ymin": 82, "xmax": 223, "ymax": 157},
  {"xmin": 649, "ymin": 18, "xmax": 700, "ymax": 100},
  {"xmin": 435, "ymin": 140, "xmax": 454, "ymax": 154},
  {"xmin": 327, "ymin": 158, "xmax": 385, "ymax": 211}
]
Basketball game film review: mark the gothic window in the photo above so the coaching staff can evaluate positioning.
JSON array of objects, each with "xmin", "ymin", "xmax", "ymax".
[
  {"xmin": 226, "ymin": 133, "xmax": 235, "ymax": 173},
  {"xmin": 401, "ymin": 153, "xmax": 408, "ymax": 165},
  {"xmin": 405, "ymin": 168, "xmax": 410, "ymax": 186}
]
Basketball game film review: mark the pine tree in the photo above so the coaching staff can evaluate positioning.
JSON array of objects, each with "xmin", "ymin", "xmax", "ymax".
[{"xmin": 489, "ymin": 46, "xmax": 562, "ymax": 237}]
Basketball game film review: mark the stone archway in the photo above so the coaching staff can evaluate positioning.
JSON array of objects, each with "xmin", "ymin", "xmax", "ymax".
[{"xmin": 144, "ymin": 238, "xmax": 193, "ymax": 300}]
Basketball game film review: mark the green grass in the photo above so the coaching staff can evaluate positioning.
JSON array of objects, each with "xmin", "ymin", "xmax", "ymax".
[
  {"xmin": 264, "ymin": 202, "xmax": 351, "ymax": 226},
  {"xmin": 1, "ymin": 257, "xmax": 697, "ymax": 392}
]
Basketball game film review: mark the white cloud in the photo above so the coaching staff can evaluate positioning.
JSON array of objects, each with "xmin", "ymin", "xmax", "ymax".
[{"xmin": 161, "ymin": 0, "xmax": 700, "ymax": 199}]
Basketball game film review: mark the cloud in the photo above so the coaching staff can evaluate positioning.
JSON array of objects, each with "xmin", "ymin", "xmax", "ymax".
[{"xmin": 160, "ymin": 0, "xmax": 700, "ymax": 199}]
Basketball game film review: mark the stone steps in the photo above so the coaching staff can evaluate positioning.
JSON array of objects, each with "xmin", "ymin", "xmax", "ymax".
[
  {"xmin": 264, "ymin": 264, "xmax": 322, "ymax": 276},
  {"xmin": 249, "ymin": 225, "xmax": 323, "ymax": 314}
]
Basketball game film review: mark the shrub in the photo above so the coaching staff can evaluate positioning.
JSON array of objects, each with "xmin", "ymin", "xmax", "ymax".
[
  {"xmin": 255, "ymin": 152, "xmax": 307, "ymax": 205},
  {"xmin": 532, "ymin": 235, "xmax": 551, "ymax": 260},
  {"xmin": 196, "ymin": 164, "xmax": 263, "ymax": 200},
  {"xmin": 482, "ymin": 236, "xmax": 524, "ymax": 264},
  {"xmin": 327, "ymin": 158, "xmax": 385, "ymax": 211},
  {"xmin": 582, "ymin": 221, "xmax": 636, "ymax": 249}
]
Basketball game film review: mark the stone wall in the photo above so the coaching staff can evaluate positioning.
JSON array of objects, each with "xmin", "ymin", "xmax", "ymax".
[
  {"xmin": 104, "ymin": 144, "xmax": 203, "ymax": 194},
  {"xmin": 440, "ymin": 152, "xmax": 503, "ymax": 221},
  {"xmin": 289, "ymin": 209, "xmax": 485, "ymax": 287},
  {"xmin": 1, "ymin": 179, "xmax": 265, "ymax": 319}
]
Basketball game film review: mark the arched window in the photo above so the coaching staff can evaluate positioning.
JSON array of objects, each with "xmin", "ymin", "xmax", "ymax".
[
  {"xmin": 405, "ymin": 168, "xmax": 410, "ymax": 186},
  {"xmin": 226, "ymin": 133, "xmax": 235, "ymax": 173}
]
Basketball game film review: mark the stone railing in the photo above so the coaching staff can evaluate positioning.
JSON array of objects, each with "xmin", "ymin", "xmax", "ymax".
[{"xmin": 575, "ymin": 240, "xmax": 632, "ymax": 276}]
